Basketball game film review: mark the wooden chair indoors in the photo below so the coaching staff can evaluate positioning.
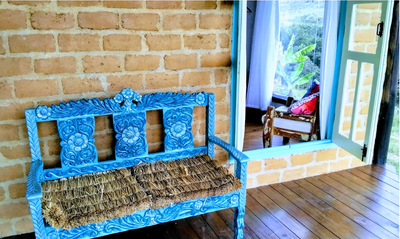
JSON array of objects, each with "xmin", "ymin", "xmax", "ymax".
[{"xmin": 262, "ymin": 96, "xmax": 319, "ymax": 148}]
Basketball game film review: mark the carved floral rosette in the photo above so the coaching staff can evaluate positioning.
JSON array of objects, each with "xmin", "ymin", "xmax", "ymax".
[
  {"xmin": 164, "ymin": 107, "xmax": 193, "ymax": 152},
  {"xmin": 58, "ymin": 117, "xmax": 97, "ymax": 167},
  {"xmin": 114, "ymin": 112, "xmax": 147, "ymax": 159}
]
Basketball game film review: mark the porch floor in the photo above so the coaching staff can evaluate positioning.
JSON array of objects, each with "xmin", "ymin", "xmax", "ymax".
[{"xmin": 10, "ymin": 164, "xmax": 399, "ymax": 239}]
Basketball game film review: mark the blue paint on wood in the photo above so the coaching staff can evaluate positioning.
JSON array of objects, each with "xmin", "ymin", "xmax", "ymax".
[
  {"xmin": 327, "ymin": 0, "xmax": 348, "ymax": 139},
  {"xmin": 25, "ymin": 89, "xmax": 246, "ymax": 239}
]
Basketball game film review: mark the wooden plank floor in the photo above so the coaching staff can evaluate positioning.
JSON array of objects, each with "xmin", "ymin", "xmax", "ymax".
[
  {"xmin": 243, "ymin": 122, "xmax": 301, "ymax": 151},
  {"xmin": 9, "ymin": 164, "xmax": 399, "ymax": 239}
]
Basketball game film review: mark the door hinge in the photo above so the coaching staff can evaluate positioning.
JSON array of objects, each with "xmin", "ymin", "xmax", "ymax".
[
  {"xmin": 376, "ymin": 21, "xmax": 384, "ymax": 37},
  {"xmin": 362, "ymin": 144, "xmax": 367, "ymax": 161}
]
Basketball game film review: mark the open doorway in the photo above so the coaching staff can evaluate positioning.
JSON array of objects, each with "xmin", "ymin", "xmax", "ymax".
[{"xmin": 244, "ymin": 0, "xmax": 325, "ymax": 151}]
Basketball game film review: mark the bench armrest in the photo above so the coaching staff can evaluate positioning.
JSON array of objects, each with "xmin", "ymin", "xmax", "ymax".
[
  {"xmin": 26, "ymin": 160, "xmax": 43, "ymax": 200},
  {"xmin": 208, "ymin": 136, "xmax": 249, "ymax": 164}
]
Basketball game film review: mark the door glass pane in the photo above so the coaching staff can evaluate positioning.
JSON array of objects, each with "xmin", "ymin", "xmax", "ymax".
[
  {"xmin": 349, "ymin": 3, "xmax": 382, "ymax": 54},
  {"xmin": 353, "ymin": 63, "xmax": 374, "ymax": 145},
  {"xmin": 339, "ymin": 60, "xmax": 358, "ymax": 138}
]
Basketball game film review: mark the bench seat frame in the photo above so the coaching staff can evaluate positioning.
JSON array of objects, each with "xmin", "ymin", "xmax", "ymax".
[{"xmin": 25, "ymin": 89, "xmax": 249, "ymax": 239}]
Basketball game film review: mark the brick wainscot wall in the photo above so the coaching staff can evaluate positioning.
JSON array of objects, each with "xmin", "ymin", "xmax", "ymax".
[{"xmin": 0, "ymin": 0, "xmax": 371, "ymax": 237}]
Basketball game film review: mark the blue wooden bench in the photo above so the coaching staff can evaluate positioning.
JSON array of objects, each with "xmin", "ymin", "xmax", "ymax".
[{"xmin": 25, "ymin": 88, "xmax": 249, "ymax": 239}]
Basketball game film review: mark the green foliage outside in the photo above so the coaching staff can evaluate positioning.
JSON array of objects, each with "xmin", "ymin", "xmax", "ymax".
[
  {"xmin": 274, "ymin": 14, "xmax": 324, "ymax": 99},
  {"xmin": 275, "ymin": 35, "xmax": 316, "ymax": 97}
]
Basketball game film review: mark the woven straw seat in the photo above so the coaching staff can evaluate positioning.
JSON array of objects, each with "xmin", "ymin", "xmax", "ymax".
[
  {"xmin": 41, "ymin": 154, "xmax": 241, "ymax": 230},
  {"xmin": 133, "ymin": 154, "xmax": 242, "ymax": 209}
]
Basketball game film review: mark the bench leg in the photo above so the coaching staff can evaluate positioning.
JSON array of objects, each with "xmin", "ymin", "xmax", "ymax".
[
  {"xmin": 234, "ymin": 205, "xmax": 245, "ymax": 239},
  {"xmin": 28, "ymin": 198, "xmax": 46, "ymax": 239},
  {"xmin": 234, "ymin": 161, "xmax": 247, "ymax": 239}
]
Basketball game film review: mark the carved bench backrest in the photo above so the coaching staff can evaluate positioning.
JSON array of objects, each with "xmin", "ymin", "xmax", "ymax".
[{"xmin": 25, "ymin": 89, "xmax": 215, "ymax": 181}]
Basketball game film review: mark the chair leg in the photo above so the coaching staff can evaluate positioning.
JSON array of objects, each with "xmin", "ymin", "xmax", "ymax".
[
  {"xmin": 234, "ymin": 205, "xmax": 245, "ymax": 239},
  {"xmin": 263, "ymin": 107, "xmax": 275, "ymax": 148},
  {"xmin": 283, "ymin": 137, "xmax": 290, "ymax": 145},
  {"xmin": 28, "ymin": 198, "xmax": 46, "ymax": 239}
]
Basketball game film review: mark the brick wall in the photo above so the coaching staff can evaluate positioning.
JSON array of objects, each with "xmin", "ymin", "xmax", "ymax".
[
  {"xmin": 0, "ymin": 0, "xmax": 232, "ymax": 236},
  {"xmin": 245, "ymin": 148, "xmax": 366, "ymax": 188}
]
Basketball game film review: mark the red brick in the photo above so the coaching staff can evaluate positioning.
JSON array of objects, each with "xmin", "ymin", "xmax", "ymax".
[
  {"xmin": 146, "ymin": 127, "xmax": 163, "ymax": 143},
  {"xmin": 0, "ymin": 57, "xmax": 31, "ymax": 77},
  {"xmin": 184, "ymin": 34, "xmax": 216, "ymax": 49},
  {"xmin": 307, "ymin": 163, "xmax": 329, "ymax": 176},
  {"xmin": 264, "ymin": 158, "xmax": 287, "ymax": 170},
  {"xmin": 0, "ymin": 222, "xmax": 13, "ymax": 237},
  {"xmin": 9, "ymin": 34, "xmax": 55, "ymax": 53},
  {"xmin": 214, "ymin": 69, "xmax": 229, "ymax": 84},
  {"xmin": 256, "ymin": 172, "xmax": 280, "ymax": 185},
  {"xmin": 215, "ymin": 119, "xmax": 229, "ymax": 134},
  {"xmin": 0, "ymin": 9, "xmax": 26, "ymax": 30},
  {"xmin": 316, "ymin": 148, "xmax": 337, "ymax": 162},
  {"xmin": 8, "ymin": 0, "xmax": 49, "ymax": 5},
  {"xmin": 121, "ymin": 13, "xmax": 159, "ymax": 31},
  {"xmin": 103, "ymin": 34, "xmax": 141, "ymax": 51},
  {"xmin": 0, "ymin": 164, "xmax": 24, "ymax": 182},
  {"xmin": 146, "ymin": 1, "xmax": 181, "ymax": 9},
  {"xmin": 0, "ymin": 37, "xmax": 5, "ymax": 55},
  {"xmin": 200, "ymin": 14, "xmax": 230, "ymax": 29},
  {"xmin": 94, "ymin": 133, "xmax": 113, "ymax": 150},
  {"xmin": 78, "ymin": 12, "xmax": 118, "ymax": 30},
  {"xmin": 145, "ymin": 73, "xmax": 179, "ymax": 89},
  {"xmin": 201, "ymin": 52, "xmax": 231, "ymax": 67},
  {"xmin": 199, "ymin": 87, "xmax": 226, "ymax": 102},
  {"xmin": 103, "ymin": 0, "xmax": 141, "ymax": 8},
  {"xmin": 107, "ymin": 74, "xmax": 143, "ymax": 92},
  {"xmin": 247, "ymin": 160, "xmax": 261, "ymax": 174},
  {"xmin": 215, "ymin": 103, "xmax": 229, "ymax": 116},
  {"xmin": 0, "ymin": 81, "xmax": 12, "ymax": 99},
  {"xmin": 0, "ymin": 187, "xmax": 4, "ymax": 201},
  {"xmin": 31, "ymin": 12, "xmax": 74, "ymax": 30},
  {"xmin": 182, "ymin": 71, "xmax": 211, "ymax": 86},
  {"xmin": 36, "ymin": 121, "xmax": 57, "ymax": 138},
  {"xmin": 163, "ymin": 14, "xmax": 196, "ymax": 30},
  {"xmin": 0, "ymin": 202, "xmax": 30, "ymax": 219},
  {"xmin": 146, "ymin": 110, "xmax": 162, "ymax": 126},
  {"xmin": 47, "ymin": 139, "xmax": 61, "ymax": 156},
  {"xmin": 354, "ymin": 29, "xmax": 376, "ymax": 43},
  {"xmin": 282, "ymin": 168, "xmax": 305, "ymax": 181},
  {"xmin": 58, "ymin": 0, "xmax": 100, "ymax": 6},
  {"xmin": 62, "ymin": 77, "xmax": 103, "ymax": 94},
  {"xmin": 164, "ymin": 54, "xmax": 197, "ymax": 70},
  {"xmin": 125, "ymin": 55, "xmax": 160, "ymax": 71},
  {"xmin": 220, "ymin": 34, "xmax": 230, "ymax": 48},
  {"xmin": 59, "ymin": 34, "xmax": 100, "ymax": 52},
  {"xmin": 83, "ymin": 55, "xmax": 122, "ymax": 73},
  {"xmin": 185, "ymin": 0, "xmax": 216, "ymax": 9},
  {"xmin": 8, "ymin": 183, "xmax": 26, "ymax": 199},
  {"xmin": 0, "ymin": 124, "xmax": 19, "ymax": 142},
  {"xmin": 291, "ymin": 152, "xmax": 314, "ymax": 166},
  {"xmin": 146, "ymin": 34, "xmax": 181, "ymax": 51},
  {"xmin": 0, "ymin": 102, "xmax": 33, "ymax": 121},
  {"xmin": 15, "ymin": 218, "xmax": 34, "ymax": 234},
  {"xmin": 34, "ymin": 57, "xmax": 76, "ymax": 74},
  {"xmin": 15, "ymin": 79, "xmax": 59, "ymax": 98}
]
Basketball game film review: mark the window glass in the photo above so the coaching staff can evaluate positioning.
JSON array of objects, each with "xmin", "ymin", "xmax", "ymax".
[{"xmin": 273, "ymin": 0, "xmax": 325, "ymax": 100}]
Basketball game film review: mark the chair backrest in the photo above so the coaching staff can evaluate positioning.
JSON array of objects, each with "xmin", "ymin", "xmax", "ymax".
[{"xmin": 25, "ymin": 89, "xmax": 216, "ymax": 181}]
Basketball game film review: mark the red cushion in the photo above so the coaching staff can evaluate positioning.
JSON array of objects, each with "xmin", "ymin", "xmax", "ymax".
[
  {"xmin": 289, "ymin": 92, "xmax": 319, "ymax": 115},
  {"xmin": 302, "ymin": 80, "xmax": 320, "ymax": 98}
]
